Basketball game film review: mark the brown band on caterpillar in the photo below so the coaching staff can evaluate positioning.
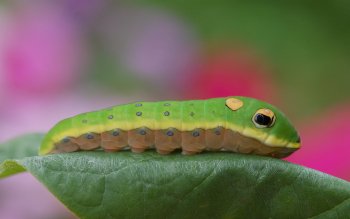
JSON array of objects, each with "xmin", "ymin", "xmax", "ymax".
[
  {"xmin": 205, "ymin": 126, "xmax": 225, "ymax": 151},
  {"xmin": 181, "ymin": 128, "xmax": 206, "ymax": 155},
  {"xmin": 128, "ymin": 127, "xmax": 155, "ymax": 153},
  {"xmin": 100, "ymin": 129, "xmax": 128, "ymax": 152},
  {"xmin": 154, "ymin": 128, "xmax": 182, "ymax": 154},
  {"xmin": 54, "ymin": 137, "xmax": 79, "ymax": 153},
  {"xmin": 53, "ymin": 127, "xmax": 297, "ymax": 158},
  {"xmin": 73, "ymin": 133, "xmax": 101, "ymax": 151}
]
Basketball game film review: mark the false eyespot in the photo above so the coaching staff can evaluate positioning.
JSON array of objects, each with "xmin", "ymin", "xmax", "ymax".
[{"xmin": 252, "ymin": 108, "xmax": 276, "ymax": 128}]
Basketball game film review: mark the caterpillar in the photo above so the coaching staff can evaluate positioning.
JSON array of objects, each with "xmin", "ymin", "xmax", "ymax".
[{"xmin": 39, "ymin": 97, "xmax": 301, "ymax": 158}]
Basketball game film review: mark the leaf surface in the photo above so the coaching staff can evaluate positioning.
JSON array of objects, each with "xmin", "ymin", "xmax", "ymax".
[{"xmin": 1, "ymin": 134, "xmax": 350, "ymax": 219}]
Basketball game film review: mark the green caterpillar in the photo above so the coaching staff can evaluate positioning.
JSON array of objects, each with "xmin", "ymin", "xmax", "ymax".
[{"xmin": 39, "ymin": 96, "xmax": 301, "ymax": 158}]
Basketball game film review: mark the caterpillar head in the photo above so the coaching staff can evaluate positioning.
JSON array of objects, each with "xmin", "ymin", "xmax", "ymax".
[{"xmin": 226, "ymin": 97, "xmax": 301, "ymax": 157}]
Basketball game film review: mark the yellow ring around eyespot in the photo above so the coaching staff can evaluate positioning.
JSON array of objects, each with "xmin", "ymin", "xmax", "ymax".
[
  {"xmin": 252, "ymin": 108, "xmax": 276, "ymax": 128},
  {"xmin": 256, "ymin": 108, "xmax": 275, "ymax": 119},
  {"xmin": 226, "ymin": 98, "xmax": 244, "ymax": 111}
]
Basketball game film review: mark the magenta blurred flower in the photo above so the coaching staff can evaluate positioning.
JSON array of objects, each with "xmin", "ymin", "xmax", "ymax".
[
  {"xmin": 182, "ymin": 47, "xmax": 278, "ymax": 102},
  {"xmin": 287, "ymin": 104, "xmax": 350, "ymax": 181},
  {"xmin": 3, "ymin": 4, "xmax": 87, "ymax": 95}
]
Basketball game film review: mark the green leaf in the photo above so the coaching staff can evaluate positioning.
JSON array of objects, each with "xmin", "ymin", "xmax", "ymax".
[
  {"xmin": 1, "ymin": 134, "xmax": 350, "ymax": 218},
  {"xmin": 0, "ymin": 133, "xmax": 44, "ymax": 162},
  {"xmin": 0, "ymin": 133, "xmax": 44, "ymax": 178}
]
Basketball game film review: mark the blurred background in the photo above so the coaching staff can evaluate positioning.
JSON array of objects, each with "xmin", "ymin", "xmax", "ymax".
[{"xmin": 0, "ymin": 0, "xmax": 349, "ymax": 218}]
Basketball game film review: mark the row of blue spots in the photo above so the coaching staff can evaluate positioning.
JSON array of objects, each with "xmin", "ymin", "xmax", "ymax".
[{"xmin": 61, "ymin": 126, "xmax": 222, "ymax": 144}]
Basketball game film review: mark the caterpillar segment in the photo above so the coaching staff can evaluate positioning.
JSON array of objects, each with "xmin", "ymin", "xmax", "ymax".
[{"xmin": 40, "ymin": 97, "xmax": 301, "ymax": 158}]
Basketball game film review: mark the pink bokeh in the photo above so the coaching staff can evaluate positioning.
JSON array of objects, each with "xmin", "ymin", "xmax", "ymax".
[
  {"xmin": 0, "ymin": 173, "xmax": 76, "ymax": 219},
  {"xmin": 183, "ymin": 47, "xmax": 279, "ymax": 104},
  {"xmin": 287, "ymin": 104, "xmax": 350, "ymax": 181},
  {"xmin": 3, "ymin": 4, "xmax": 87, "ymax": 96}
]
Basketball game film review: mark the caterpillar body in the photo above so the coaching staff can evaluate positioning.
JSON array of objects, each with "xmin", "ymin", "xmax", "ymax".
[{"xmin": 39, "ymin": 97, "xmax": 301, "ymax": 158}]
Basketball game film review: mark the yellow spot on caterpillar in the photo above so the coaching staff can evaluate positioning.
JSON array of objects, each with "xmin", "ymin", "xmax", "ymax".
[{"xmin": 226, "ymin": 98, "xmax": 243, "ymax": 111}]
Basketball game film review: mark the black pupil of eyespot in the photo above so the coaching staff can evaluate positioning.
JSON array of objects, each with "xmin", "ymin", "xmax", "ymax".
[{"xmin": 255, "ymin": 114, "xmax": 272, "ymax": 126}]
